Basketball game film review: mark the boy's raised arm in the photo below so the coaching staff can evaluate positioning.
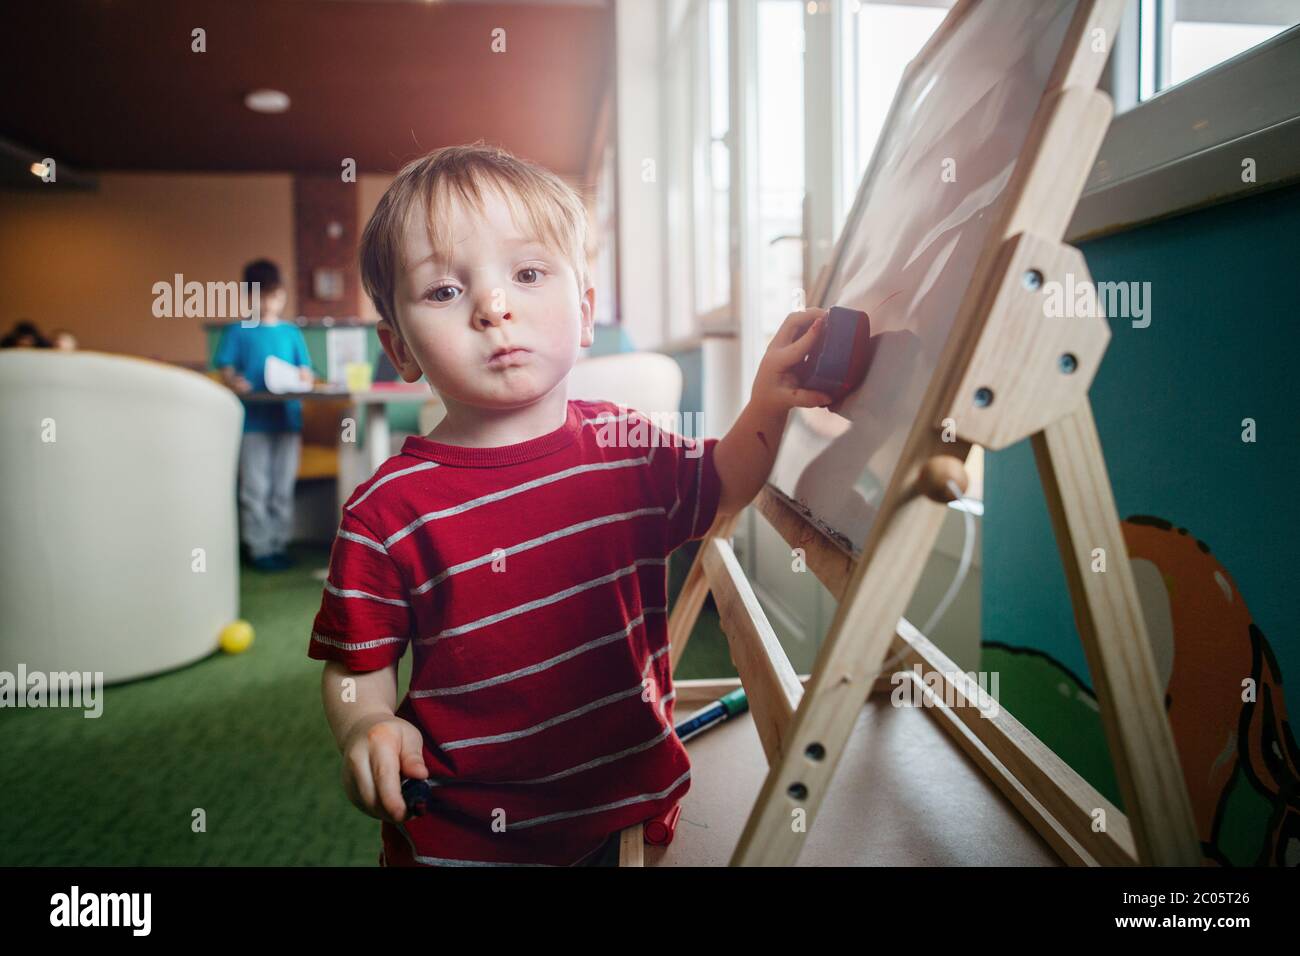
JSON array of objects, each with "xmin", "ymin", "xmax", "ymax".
[
  {"xmin": 713, "ymin": 308, "xmax": 833, "ymax": 517},
  {"xmin": 293, "ymin": 327, "xmax": 315, "ymax": 384},
  {"xmin": 218, "ymin": 365, "xmax": 251, "ymax": 394}
]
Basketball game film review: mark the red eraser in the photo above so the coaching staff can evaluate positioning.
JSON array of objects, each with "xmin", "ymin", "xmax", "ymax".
[{"xmin": 643, "ymin": 804, "xmax": 683, "ymax": 846}]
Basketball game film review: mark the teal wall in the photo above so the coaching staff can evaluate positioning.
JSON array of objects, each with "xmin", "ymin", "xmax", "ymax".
[
  {"xmin": 663, "ymin": 345, "xmax": 705, "ymax": 419},
  {"xmin": 984, "ymin": 181, "xmax": 1299, "ymax": 682},
  {"xmin": 981, "ymin": 182, "xmax": 1300, "ymax": 861}
]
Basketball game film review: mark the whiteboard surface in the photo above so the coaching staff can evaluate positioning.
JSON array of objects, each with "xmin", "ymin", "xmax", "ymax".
[{"xmin": 769, "ymin": 0, "xmax": 1078, "ymax": 551}]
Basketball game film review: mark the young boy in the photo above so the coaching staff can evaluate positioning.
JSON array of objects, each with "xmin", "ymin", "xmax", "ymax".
[
  {"xmin": 308, "ymin": 144, "xmax": 834, "ymax": 866},
  {"xmin": 214, "ymin": 259, "xmax": 315, "ymax": 571}
]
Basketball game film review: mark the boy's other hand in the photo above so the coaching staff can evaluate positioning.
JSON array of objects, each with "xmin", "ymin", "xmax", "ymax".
[
  {"xmin": 340, "ymin": 713, "xmax": 430, "ymax": 825},
  {"xmin": 299, "ymin": 367, "xmax": 315, "ymax": 387},
  {"xmin": 231, "ymin": 375, "xmax": 253, "ymax": 395},
  {"xmin": 750, "ymin": 308, "xmax": 835, "ymax": 415}
]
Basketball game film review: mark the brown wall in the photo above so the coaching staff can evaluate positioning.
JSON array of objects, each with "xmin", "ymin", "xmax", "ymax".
[
  {"xmin": 0, "ymin": 173, "xmax": 296, "ymax": 365},
  {"xmin": 0, "ymin": 169, "xmax": 593, "ymax": 364},
  {"xmin": 293, "ymin": 174, "xmax": 360, "ymax": 319},
  {"xmin": 357, "ymin": 173, "xmax": 394, "ymax": 324}
]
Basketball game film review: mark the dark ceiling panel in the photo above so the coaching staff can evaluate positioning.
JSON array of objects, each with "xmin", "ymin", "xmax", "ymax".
[{"xmin": 0, "ymin": 0, "xmax": 614, "ymax": 177}]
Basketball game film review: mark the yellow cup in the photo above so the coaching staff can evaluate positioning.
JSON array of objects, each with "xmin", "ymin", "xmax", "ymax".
[{"xmin": 344, "ymin": 361, "xmax": 374, "ymax": 392}]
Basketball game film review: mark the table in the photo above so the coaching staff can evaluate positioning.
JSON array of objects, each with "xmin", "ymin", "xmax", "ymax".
[
  {"xmin": 241, "ymin": 385, "xmax": 436, "ymax": 511},
  {"xmin": 646, "ymin": 692, "xmax": 1060, "ymax": 866}
]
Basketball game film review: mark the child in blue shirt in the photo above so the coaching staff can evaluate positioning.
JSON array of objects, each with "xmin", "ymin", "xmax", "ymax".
[{"xmin": 213, "ymin": 259, "xmax": 315, "ymax": 571}]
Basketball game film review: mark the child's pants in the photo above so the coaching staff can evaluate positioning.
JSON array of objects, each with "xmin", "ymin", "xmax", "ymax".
[{"xmin": 237, "ymin": 430, "xmax": 301, "ymax": 559}]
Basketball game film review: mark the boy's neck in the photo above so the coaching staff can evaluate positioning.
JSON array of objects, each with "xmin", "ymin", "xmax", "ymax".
[{"xmin": 428, "ymin": 389, "xmax": 570, "ymax": 448}]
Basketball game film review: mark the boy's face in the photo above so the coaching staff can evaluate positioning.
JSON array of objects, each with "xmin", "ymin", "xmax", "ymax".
[
  {"xmin": 250, "ymin": 286, "xmax": 287, "ymax": 322},
  {"xmin": 378, "ymin": 186, "xmax": 594, "ymax": 413}
]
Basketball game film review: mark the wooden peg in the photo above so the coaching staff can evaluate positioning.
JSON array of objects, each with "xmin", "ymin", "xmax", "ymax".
[{"xmin": 919, "ymin": 455, "xmax": 969, "ymax": 503}]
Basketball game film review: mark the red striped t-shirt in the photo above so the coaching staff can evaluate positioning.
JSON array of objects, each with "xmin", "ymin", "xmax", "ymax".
[{"xmin": 308, "ymin": 398, "xmax": 722, "ymax": 866}]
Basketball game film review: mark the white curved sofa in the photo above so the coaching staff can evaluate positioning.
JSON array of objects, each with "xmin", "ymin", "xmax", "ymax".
[
  {"xmin": 418, "ymin": 351, "xmax": 687, "ymax": 436},
  {"xmin": 568, "ymin": 351, "xmax": 684, "ymax": 417},
  {"xmin": 0, "ymin": 350, "xmax": 243, "ymax": 684}
]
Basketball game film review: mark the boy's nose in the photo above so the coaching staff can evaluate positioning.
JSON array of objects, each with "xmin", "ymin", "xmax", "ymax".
[
  {"xmin": 475, "ymin": 307, "xmax": 512, "ymax": 328},
  {"xmin": 470, "ymin": 279, "xmax": 514, "ymax": 328}
]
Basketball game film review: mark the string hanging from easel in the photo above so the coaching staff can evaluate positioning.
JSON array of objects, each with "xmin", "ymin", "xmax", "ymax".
[{"xmin": 878, "ymin": 478, "xmax": 976, "ymax": 673}]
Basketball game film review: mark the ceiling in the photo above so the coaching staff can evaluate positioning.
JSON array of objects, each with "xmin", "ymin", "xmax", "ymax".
[{"xmin": 0, "ymin": 0, "xmax": 614, "ymax": 183}]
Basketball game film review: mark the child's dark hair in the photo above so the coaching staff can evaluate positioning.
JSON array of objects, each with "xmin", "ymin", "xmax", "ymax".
[
  {"xmin": 242, "ymin": 259, "xmax": 283, "ymax": 293},
  {"xmin": 0, "ymin": 320, "xmax": 52, "ymax": 348}
]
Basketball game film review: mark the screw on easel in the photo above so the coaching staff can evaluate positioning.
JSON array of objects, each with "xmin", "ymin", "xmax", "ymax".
[
  {"xmin": 1023, "ymin": 268, "xmax": 1043, "ymax": 290},
  {"xmin": 787, "ymin": 782, "xmax": 809, "ymax": 800},
  {"xmin": 805, "ymin": 742, "xmax": 826, "ymax": 761},
  {"xmin": 973, "ymin": 387, "xmax": 994, "ymax": 408},
  {"xmin": 1058, "ymin": 353, "xmax": 1078, "ymax": 374}
]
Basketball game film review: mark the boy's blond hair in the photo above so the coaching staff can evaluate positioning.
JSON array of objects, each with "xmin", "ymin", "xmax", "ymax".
[{"xmin": 359, "ymin": 142, "xmax": 592, "ymax": 331}]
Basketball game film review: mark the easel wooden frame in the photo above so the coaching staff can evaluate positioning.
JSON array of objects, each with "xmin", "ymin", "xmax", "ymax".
[{"xmin": 619, "ymin": 0, "xmax": 1200, "ymax": 867}]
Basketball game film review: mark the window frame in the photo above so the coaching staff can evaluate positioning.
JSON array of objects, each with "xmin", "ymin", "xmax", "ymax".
[
  {"xmin": 658, "ymin": 0, "xmax": 738, "ymax": 351},
  {"xmin": 666, "ymin": 1, "xmax": 1300, "ymax": 332},
  {"xmin": 1069, "ymin": 19, "xmax": 1300, "ymax": 240}
]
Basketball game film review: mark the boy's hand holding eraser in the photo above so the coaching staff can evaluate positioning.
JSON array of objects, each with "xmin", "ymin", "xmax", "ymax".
[
  {"xmin": 794, "ymin": 305, "xmax": 875, "ymax": 407},
  {"xmin": 750, "ymin": 305, "xmax": 875, "ymax": 417},
  {"xmin": 750, "ymin": 308, "xmax": 837, "ymax": 414}
]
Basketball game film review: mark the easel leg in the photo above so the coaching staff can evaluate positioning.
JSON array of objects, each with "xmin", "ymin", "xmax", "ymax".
[
  {"xmin": 668, "ymin": 511, "xmax": 741, "ymax": 673},
  {"xmin": 1032, "ymin": 400, "xmax": 1201, "ymax": 865},
  {"xmin": 731, "ymin": 437, "xmax": 952, "ymax": 865},
  {"xmin": 618, "ymin": 824, "xmax": 645, "ymax": 867}
]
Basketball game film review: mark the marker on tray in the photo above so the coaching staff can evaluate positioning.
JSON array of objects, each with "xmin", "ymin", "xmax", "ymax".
[{"xmin": 643, "ymin": 689, "xmax": 751, "ymax": 848}]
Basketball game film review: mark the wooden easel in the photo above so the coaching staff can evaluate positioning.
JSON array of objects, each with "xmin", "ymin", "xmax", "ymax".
[{"xmin": 619, "ymin": 0, "xmax": 1200, "ymax": 867}]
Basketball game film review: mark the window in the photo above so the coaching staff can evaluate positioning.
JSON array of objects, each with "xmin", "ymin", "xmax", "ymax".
[
  {"xmin": 1074, "ymin": 2, "xmax": 1299, "ymax": 238},
  {"xmin": 839, "ymin": 1, "xmax": 953, "ymax": 233},
  {"xmin": 695, "ymin": 0, "xmax": 732, "ymax": 322},
  {"xmin": 1139, "ymin": 0, "xmax": 1299, "ymax": 100},
  {"xmin": 756, "ymin": 0, "xmax": 806, "ymax": 341},
  {"xmin": 661, "ymin": 0, "xmax": 731, "ymax": 341},
  {"xmin": 665, "ymin": 3, "xmax": 697, "ymax": 342}
]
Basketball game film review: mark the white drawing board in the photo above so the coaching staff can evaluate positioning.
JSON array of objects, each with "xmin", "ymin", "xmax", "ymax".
[{"xmin": 769, "ymin": 0, "xmax": 1081, "ymax": 550}]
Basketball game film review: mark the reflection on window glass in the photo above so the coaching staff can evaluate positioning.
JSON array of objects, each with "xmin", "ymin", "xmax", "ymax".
[
  {"xmin": 1170, "ymin": 21, "xmax": 1290, "ymax": 83},
  {"xmin": 840, "ymin": 1, "xmax": 953, "ymax": 230},
  {"xmin": 1142, "ymin": 0, "xmax": 1298, "ymax": 100},
  {"xmin": 757, "ymin": 0, "xmax": 805, "ymax": 340}
]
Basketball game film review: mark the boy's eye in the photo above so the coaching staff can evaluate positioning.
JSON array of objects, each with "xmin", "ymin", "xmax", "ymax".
[
  {"xmin": 426, "ymin": 285, "xmax": 457, "ymax": 303},
  {"xmin": 517, "ymin": 267, "xmax": 543, "ymax": 284}
]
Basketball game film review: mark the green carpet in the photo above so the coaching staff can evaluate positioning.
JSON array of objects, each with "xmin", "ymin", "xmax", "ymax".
[{"xmin": 0, "ymin": 542, "xmax": 733, "ymax": 865}]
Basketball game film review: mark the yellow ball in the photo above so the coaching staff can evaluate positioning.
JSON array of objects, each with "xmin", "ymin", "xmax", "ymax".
[{"xmin": 219, "ymin": 619, "xmax": 255, "ymax": 654}]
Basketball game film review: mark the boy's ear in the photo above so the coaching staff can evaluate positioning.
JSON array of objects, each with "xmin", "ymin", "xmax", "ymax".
[
  {"xmin": 579, "ymin": 285, "xmax": 596, "ymax": 349},
  {"xmin": 376, "ymin": 319, "xmax": 424, "ymax": 383}
]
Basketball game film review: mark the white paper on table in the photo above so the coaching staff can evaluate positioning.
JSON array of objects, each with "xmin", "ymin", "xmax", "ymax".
[
  {"xmin": 263, "ymin": 354, "xmax": 312, "ymax": 394},
  {"xmin": 326, "ymin": 327, "xmax": 368, "ymax": 385}
]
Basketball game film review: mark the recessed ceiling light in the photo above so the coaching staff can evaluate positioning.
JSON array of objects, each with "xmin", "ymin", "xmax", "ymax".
[{"xmin": 245, "ymin": 89, "xmax": 290, "ymax": 114}]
